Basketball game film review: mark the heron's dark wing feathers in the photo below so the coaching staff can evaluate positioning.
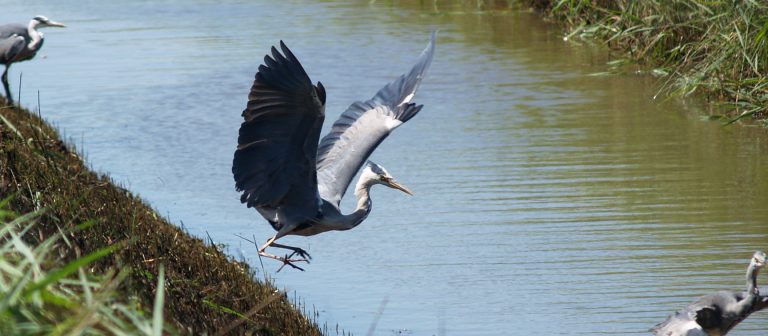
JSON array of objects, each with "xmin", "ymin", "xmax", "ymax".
[
  {"xmin": 233, "ymin": 41, "xmax": 326, "ymax": 222},
  {"xmin": 369, "ymin": 31, "xmax": 436, "ymax": 110},
  {"xmin": 756, "ymin": 295, "xmax": 768, "ymax": 311},
  {"xmin": 694, "ymin": 306, "xmax": 722, "ymax": 330},
  {"xmin": 316, "ymin": 32, "xmax": 435, "ymax": 206}
]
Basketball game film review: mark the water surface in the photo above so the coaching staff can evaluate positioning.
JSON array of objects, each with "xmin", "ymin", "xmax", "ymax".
[{"xmin": 3, "ymin": 1, "xmax": 768, "ymax": 335}]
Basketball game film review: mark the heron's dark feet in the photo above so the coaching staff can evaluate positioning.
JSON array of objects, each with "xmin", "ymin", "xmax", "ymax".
[
  {"xmin": 258, "ymin": 250, "xmax": 310, "ymax": 272},
  {"xmin": 289, "ymin": 247, "xmax": 311, "ymax": 260},
  {"xmin": 276, "ymin": 253, "xmax": 311, "ymax": 272},
  {"xmin": 270, "ymin": 242, "xmax": 312, "ymax": 261},
  {"xmin": 253, "ymin": 236, "xmax": 312, "ymax": 271}
]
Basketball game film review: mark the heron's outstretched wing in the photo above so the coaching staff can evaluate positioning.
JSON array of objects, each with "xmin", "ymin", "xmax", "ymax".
[
  {"xmin": 316, "ymin": 32, "xmax": 435, "ymax": 206},
  {"xmin": 0, "ymin": 35, "xmax": 25, "ymax": 64},
  {"xmin": 233, "ymin": 41, "xmax": 326, "ymax": 223}
]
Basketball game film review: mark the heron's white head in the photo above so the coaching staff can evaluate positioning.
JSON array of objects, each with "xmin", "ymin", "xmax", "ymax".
[
  {"xmin": 361, "ymin": 161, "xmax": 413, "ymax": 195},
  {"xmin": 747, "ymin": 251, "xmax": 766, "ymax": 295},
  {"xmin": 752, "ymin": 251, "xmax": 766, "ymax": 269},
  {"xmin": 31, "ymin": 15, "xmax": 66, "ymax": 29}
]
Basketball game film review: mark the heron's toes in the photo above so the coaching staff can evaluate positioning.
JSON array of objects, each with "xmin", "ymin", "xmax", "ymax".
[
  {"xmin": 285, "ymin": 251, "xmax": 311, "ymax": 264},
  {"xmin": 293, "ymin": 248, "xmax": 312, "ymax": 260},
  {"xmin": 276, "ymin": 255, "xmax": 309, "ymax": 272}
]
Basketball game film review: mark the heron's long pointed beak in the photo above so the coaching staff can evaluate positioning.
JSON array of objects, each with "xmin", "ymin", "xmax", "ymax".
[
  {"xmin": 48, "ymin": 21, "xmax": 66, "ymax": 28},
  {"xmin": 387, "ymin": 179, "xmax": 413, "ymax": 196}
]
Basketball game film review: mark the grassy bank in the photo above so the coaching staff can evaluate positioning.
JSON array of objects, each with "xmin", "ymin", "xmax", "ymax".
[
  {"xmin": 516, "ymin": 0, "xmax": 768, "ymax": 124},
  {"xmin": 0, "ymin": 97, "xmax": 322, "ymax": 334}
]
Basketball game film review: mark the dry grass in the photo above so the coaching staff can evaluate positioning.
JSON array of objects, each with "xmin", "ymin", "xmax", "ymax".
[{"xmin": 0, "ymin": 96, "xmax": 322, "ymax": 335}]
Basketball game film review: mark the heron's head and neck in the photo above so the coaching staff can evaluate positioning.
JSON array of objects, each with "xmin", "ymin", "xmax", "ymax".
[
  {"xmin": 350, "ymin": 161, "xmax": 412, "ymax": 222},
  {"xmin": 27, "ymin": 16, "xmax": 66, "ymax": 50},
  {"xmin": 746, "ymin": 251, "xmax": 766, "ymax": 295},
  {"xmin": 355, "ymin": 161, "xmax": 412, "ymax": 209}
]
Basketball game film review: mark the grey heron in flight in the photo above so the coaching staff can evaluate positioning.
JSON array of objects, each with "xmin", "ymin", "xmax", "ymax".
[
  {"xmin": 0, "ymin": 15, "xmax": 65, "ymax": 105},
  {"xmin": 651, "ymin": 251, "xmax": 767, "ymax": 336},
  {"xmin": 232, "ymin": 32, "xmax": 435, "ymax": 270}
]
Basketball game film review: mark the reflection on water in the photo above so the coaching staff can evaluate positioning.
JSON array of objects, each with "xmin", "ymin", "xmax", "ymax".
[{"xmin": 3, "ymin": 1, "xmax": 768, "ymax": 335}]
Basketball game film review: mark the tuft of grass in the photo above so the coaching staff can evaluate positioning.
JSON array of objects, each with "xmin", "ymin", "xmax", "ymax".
[
  {"xmin": 0, "ymin": 206, "xmax": 173, "ymax": 335},
  {"xmin": 0, "ymin": 97, "xmax": 323, "ymax": 334},
  {"xmin": 520, "ymin": 0, "xmax": 768, "ymax": 124}
]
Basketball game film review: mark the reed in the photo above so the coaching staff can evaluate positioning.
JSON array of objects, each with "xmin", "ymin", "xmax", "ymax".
[{"xmin": 522, "ymin": 0, "xmax": 768, "ymax": 124}]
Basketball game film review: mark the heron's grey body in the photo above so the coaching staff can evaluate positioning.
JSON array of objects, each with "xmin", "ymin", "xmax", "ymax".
[
  {"xmin": 232, "ymin": 33, "xmax": 435, "ymax": 268},
  {"xmin": 651, "ymin": 251, "xmax": 767, "ymax": 336},
  {"xmin": 0, "ymin": 36, "xmax": 26, "ymax": 65},
  {"xmin": 0, "ymin": 16, "xmax": 65, "ymax": 104}
]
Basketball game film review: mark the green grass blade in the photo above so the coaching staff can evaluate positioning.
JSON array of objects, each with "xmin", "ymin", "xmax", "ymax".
[
  {"xmin": 152, "ymin": 265, "xmax": 165, "ymax": 336},
  {"xmin": 21, "ymin": 241, "xmax": 124, "ymax": 298}
]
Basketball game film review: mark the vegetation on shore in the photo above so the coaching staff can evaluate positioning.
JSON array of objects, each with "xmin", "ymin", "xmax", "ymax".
[
  {"xmin": 0, "ymin": 206, "xmax": 172, "ymax": 335},
  {"xmin": 0, "ymin": 97, "xmax": 323, "ymax": 334},
  {"xmin": 516, "ymin": 0, "xmax": 768, "ymax": 124}
]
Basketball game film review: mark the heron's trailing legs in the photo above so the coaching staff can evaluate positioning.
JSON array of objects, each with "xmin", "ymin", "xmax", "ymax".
[
  {"xmin": 1, "ymin": 66, "xmax": 12, "ymax": 105},
  {"xmin": 258, "ymin": 235, "xmax": 311, "ymax": 272}
]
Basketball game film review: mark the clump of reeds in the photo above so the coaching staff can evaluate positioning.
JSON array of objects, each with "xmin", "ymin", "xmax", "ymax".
[
  {"xmin": 0, "ymin": 202, "xmax": 172, "ymax": 335},
  {"xmin": 527, "ymin": 0, "xmax": 768, "ymax": 124}
]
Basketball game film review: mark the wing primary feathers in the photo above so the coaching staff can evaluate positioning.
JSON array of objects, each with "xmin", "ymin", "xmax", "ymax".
[
  {"xmin": 316, "ymin": 81, "xmax": 326, "ymax": 105},
  {"xmin": 233, "ymin": 40, "xmax": 325, "ymax": 222},
  {"xmin": 395, "ymin": 103, "xmax": 423, "ymax": 123},
  {"xmin": 372, "ymin": 30, "xmax": 436, "ymax": 107}
]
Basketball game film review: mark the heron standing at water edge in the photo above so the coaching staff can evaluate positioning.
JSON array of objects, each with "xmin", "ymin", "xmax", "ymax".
[
  {"xmin": 651, "ymin": 251, "xmax": 767, "ymax": 336},
  {"xmin": 0, "ymin": 15, "xmax": 66, "ymax": 105},
  {"xmin": 232, "ymin": 32, "xmax": 435, "ymax": 270}
]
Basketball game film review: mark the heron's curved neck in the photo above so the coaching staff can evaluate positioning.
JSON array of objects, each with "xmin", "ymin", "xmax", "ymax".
[
  {"xmin": 338, "ymin": 176, "xmax": 374, "ymax": 229},
  {"xmin": 731, "ymin": 262, "xmax": 763, "ymax": 318},
  {"xmin": 746, "ymin": 263, "xmax": 761, "ymax": 296},
  {"xmin": 27, "ymin": 20, "xmax": 43, "ymax": 50},
  {"xmin": 354, "ymin": 178, "xmax": 373, "ymax": 212},
  {"xmin": 712, "ymin": 262, "xmax": 763, "ymax": 334}
]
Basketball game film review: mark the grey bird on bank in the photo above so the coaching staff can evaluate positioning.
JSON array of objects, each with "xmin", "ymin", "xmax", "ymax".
[
  {"xmin": 0, "ymin": 15, "xmax": 66, "ymax": 105},
  {"xmin": 651, "ymin": 251, "xmax": 767, "ymax": 336},
  {"xmin": 232, "ymin": 32, "xmax": 435, "ymax": 270}
]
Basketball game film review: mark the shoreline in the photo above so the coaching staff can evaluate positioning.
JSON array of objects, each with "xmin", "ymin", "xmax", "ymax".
[
  {"xmin": 0, "ymin": 97, "xmax": 321, "ymax": 334},
  {"xmin": 515, "ymin": 0, "xmax": 768, "ymax": 124}
]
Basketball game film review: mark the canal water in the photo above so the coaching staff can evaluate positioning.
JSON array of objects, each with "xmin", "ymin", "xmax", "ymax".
[{"xmin": 3, "ymin": 1, "xmax": 768, "ymax": 335}]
